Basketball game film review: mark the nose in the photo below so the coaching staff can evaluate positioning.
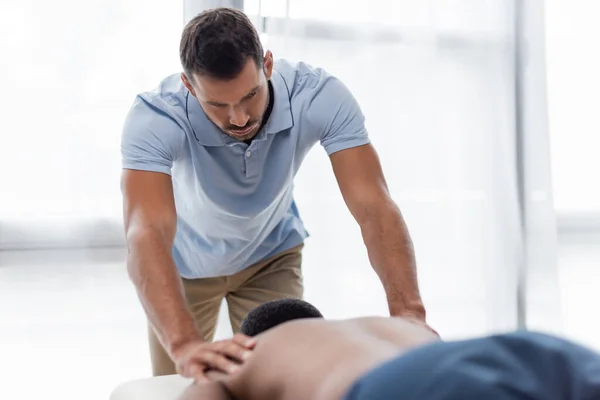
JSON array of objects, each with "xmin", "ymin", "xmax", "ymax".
[{"xmin": 229, "ymin": 105, "xmax": 250, "ymax": 127}]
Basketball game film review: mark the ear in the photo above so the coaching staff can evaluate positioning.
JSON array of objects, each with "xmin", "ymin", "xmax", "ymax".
[
  {"xmin": 263, "ymin": 50, "xmax": 274, "ymax": 80},
  {"xmin": 181, "ymin": 73, "xmax": 197, "ymax": 97}
]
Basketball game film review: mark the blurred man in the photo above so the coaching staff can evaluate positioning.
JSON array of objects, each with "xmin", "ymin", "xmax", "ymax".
[
  {"xmin": 120, "ymin": 7, "xmax": 433, "ymax": 380},
  {"xmin": 179, "ymin": 299, "xmax": 600, "ymax": 400}
]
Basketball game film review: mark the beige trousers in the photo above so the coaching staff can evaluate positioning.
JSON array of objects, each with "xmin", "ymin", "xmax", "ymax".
[{"xmin": 148, "ymin": 244, "xmax": 304, "ymax": 376}]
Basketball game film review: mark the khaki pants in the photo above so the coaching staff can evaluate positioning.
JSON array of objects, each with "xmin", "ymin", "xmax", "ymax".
[{"xmin": 148, "ymin": 244, "xmax": 304, "ymax": 376}]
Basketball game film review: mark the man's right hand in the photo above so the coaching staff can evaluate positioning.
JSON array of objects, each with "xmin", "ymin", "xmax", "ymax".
[{"xmin": 172, "ymin": 334, "xmax": 257, "ymax": 382}]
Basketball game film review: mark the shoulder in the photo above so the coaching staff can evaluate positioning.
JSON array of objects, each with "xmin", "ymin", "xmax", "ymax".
[
  {"xmin": 126, "ymin": 74, "xmax": 188, "ymax": 126},
  {"xmin": 274, "ymin": 59, "xmax": 357, "ymax": 129},
  {"xmin": 121, "ymin": 74, "xmax": 191, "ymax": 169},
  {"xmin": 123, "ymin": 74, "xmax": 188, "ymax": 143},
  {"xmin": 274, "ymin": 58, "xmax": 346, "ymax": 100}
]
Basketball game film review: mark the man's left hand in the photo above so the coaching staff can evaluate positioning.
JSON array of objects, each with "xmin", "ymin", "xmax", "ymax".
[{"xmin": 393, "ymin": 308, "xmax": 440, "ymax": 338}]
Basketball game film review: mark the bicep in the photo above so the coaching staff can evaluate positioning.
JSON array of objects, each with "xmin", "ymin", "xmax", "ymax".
[
  {"xmin": 121, "ymin": 169, "xmax": 177, "ymax": 243},
  {"xmin": 120, "ymin": 98, "xmax": 184, "ymax": 241}
]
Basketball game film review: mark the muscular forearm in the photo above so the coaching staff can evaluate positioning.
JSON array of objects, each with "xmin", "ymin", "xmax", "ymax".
[
  {"xmin": 360, "ymin": 201, "xmax": 425, "ymax": 319},
  {"xmin": 127, "ymin": 230, "xmax": 201, "ymax": 355}
]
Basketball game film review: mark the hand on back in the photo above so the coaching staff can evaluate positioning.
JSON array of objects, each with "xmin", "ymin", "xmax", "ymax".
[{"xmin": 172, "ymin": 333, "xmax": 257, "ymax": 382}]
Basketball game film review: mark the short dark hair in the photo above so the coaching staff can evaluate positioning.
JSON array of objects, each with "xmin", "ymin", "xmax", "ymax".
[
  {"xmin": 240, "ymin": 298, "xmax": 324, "ymax": 336},
  {"xmin": 180, "ymin": 7, "xmax": 264, "ymax": 81}
]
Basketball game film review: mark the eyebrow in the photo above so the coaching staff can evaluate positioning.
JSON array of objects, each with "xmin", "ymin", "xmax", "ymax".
[{"xmin": 206, "ymin": 85, "xmax": 260, "ymax": 107}]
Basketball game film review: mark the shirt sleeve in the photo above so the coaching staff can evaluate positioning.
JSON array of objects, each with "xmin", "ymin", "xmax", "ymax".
[
  {"xmin": 309, "ymin": 75, "xmax": 371, "ymax": 156},
  {"xmin": 121, "ymin": 96, "xmax": 186, "ymax": 176}
]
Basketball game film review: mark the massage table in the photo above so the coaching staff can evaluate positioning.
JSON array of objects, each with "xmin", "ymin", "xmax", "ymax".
[{"xmin": 110, "ymin": 374, "xmax": 192, "ymax": 400}]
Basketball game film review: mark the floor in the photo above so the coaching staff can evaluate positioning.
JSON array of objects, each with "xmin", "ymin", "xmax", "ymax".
[{"xmin": 0, "ymin": 237, "xmax": 598, "ymax": 400}]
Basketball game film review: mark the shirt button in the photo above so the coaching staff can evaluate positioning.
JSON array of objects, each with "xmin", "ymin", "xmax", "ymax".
[{"xmin": 246, "ymin": 150, "xmax": 252, "ymax": 158}]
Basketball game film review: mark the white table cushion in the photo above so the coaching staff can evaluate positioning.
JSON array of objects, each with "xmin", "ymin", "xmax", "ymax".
[{"xmin": 110, "ymin": 374, "xmax": 193, "ymax": 400}]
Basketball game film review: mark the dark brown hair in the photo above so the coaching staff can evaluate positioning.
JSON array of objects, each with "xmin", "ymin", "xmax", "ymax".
[{"xmin": 180, "ymin": 8, "xmax": 264, "ymax": 81}]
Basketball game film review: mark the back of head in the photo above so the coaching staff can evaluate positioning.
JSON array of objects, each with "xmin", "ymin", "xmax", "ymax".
[
  {"xmin": 179, "ymin": 7, "xmax": 264, "ymax": 81},
  {"xmin": 240, "ymin": 298, "xmax": 324, "ymax": 336}
]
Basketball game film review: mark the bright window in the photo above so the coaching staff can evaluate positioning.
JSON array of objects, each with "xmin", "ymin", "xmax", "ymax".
[
  {"xmin": 546, "ymin": 0, "xmax": 600, "ymax": 213},
  {"xmin": 245, "ymin": 0, "xmax": 510, "ymax": 36},
  {"xmin": 0, "ymin": 0, "xmax": 182, "ymax": 223}
]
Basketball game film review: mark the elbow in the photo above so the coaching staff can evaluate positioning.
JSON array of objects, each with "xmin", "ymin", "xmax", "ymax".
[
  {"xmin": 354, "ymin": 197, "xmax": 401, "ymax": 229},
  {"xmin": 125, "ymin": 219, "xmax": 175, "ymax": 250},
  {"xmin": 125, "ymin": 225, "xmax": 154, "ymax": 249},
  {"xmin": 124, "ymin": 228, "xmax": 145, "ymax": 282},
  {"xmin": 124, "ymin": 225, "xmax": 173, "ymax": 279}
]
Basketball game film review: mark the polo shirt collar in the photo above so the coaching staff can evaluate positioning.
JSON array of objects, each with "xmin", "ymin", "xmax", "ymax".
[
  {"xmin": 185, "ymin": 69, "xmax": 293, "ymax": 147},
  {"xmin": 262, "ymin": 69, "xmax": 293, "ymax": 135}
]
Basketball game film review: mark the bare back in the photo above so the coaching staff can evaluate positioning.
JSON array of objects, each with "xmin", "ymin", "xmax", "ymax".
[{"xmin": 225, "ymin": 317, "xmax": 440, "ymax": 400}]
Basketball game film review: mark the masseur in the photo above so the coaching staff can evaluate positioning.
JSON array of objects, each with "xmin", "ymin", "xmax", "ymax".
[
  {"xmin": 120, "ymin": 6, "xmax": 434, "ymax": 381},
  {"xmin": 179, "ymin": 299, "xmax": 600, "ymax": 400}
]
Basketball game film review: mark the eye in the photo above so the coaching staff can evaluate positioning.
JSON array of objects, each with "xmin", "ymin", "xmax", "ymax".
[{"xmin": 246, "ymin": 91, "xmax": 257, "ymax": 99}]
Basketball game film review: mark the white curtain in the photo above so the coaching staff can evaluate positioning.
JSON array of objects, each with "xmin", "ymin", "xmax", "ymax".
[
  {"xmin": 545, "ymin": 0, "xmax": 600, "ymax": 347},
  {"xmin": 245, "ymin": 0, "xmax": 562, "ymax": 338},
  {"xmin": 0, "ymin": 0, "xmax": 182, "ymax": 249},
  {"xmin": 546, "ymin": 1, "xmax": 600, "ymax": 217},
  {"xmin": 517, "ymin": 0, "xmax": 563, "ymax": 335}
]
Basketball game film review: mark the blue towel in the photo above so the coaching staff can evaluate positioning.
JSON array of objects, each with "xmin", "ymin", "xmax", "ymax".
[{"xmin": 343, "ymin": 331, "xmax": 600, "ymax": 400}]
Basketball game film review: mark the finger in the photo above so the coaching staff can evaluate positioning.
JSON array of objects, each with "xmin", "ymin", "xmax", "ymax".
[
  {"xmin": 178, "ymin": 361, "xmax": 196, "ymax": 379},
  {"xmin": 205, "ymin": 369, "xmax": 229, "ymax": 382},
  {"xmin": 187, "ymin": 350, "xmax": 232, "ymax": 374},
  {"xmin": 192, "ymin": 368, "xmax": 209, "ymax": 383},
  {"xmin": 215, "ymin": 340, "xmax": 253, "ymax": 363},
  {"xmin": 178, "ymin": 356, "xmax": 205, "ymax": 378},
  {"xmin": 232, "ymin": 333, "xmax": 257, "ymax": 349},
  {"xmin": 195, "ymin": 351, "xmax": 241, "ymax": 374}
]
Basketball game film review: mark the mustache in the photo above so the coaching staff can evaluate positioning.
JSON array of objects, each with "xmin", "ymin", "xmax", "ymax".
[{"xmin": 228, "ymin": 121, "xmax": 258, "ymax": 132}]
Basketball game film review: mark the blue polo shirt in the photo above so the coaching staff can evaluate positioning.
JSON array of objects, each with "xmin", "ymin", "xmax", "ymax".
[{"xmin": 121, "ymin": 59, "xmax": 370, "ymax": 279}]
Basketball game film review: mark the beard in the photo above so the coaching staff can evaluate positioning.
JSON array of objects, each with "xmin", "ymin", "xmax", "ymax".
[{"xmin": 223, "ymin": 120, "xmax": 261, "ymax": 141}]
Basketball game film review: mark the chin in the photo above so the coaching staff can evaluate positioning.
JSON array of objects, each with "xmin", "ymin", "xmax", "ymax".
[{"xmin": 228, "ymin": 128, "xmax": 259, "ymax": 141}]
